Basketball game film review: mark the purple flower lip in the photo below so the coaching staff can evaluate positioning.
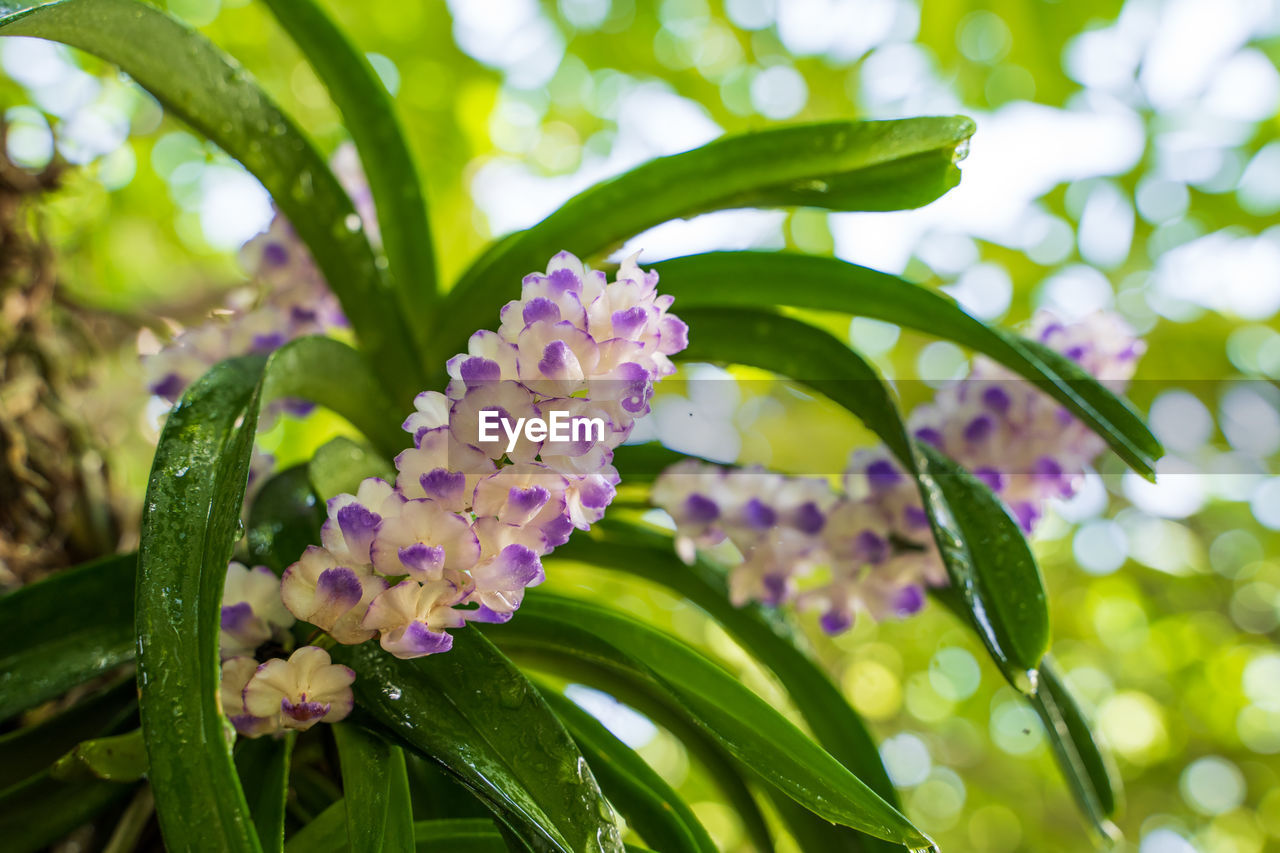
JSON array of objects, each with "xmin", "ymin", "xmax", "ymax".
[
  {"xmin": 523, "ymin": 297, "xmax": 560, "ymax": 325},
  {"xmin": 982, "ymin": 386, "xmax": 1011, "ymax": 414},
  {"xmin": 611, "ymin": 306, "xmax": 648, "ymax": 337},
  {"xmin": 459, "ymin": 356, "xmax": 501, "ymax": 385},
  {"xmin": 150, "ymin": 372, "xmax": 186, "ymax": 401},
  {"xmin": 742, "ymin": 498, "xmax": 777, "ymax": 530},
  {"xmin": 963, "ymin": 414, "xmax": 994, "ymax": 443},
  {"xmin": 855, "ymin": 530, "xmax": 889, "ymax": 564},
  {"xmin": 399, "ymin": 621, "xmax": 454, "ymax": 655},
  {"xmin": 221, "ymin": 602, "xmax": 255, "ymax": 631},
  {"xmin": 974, "ymin": 467, "xmax": 1005, "ymax": 492},
  {"xmin": 337, "ymin": 503, "xmax": 381, "ymax": 552},
  {"xmin": 399, "ymin": 543, "xmax": 445, "ymax": 575},
  {"xmin": 546, "ymin": 266, "xmax": 581, "ymax": 294},
  {"xmin": 894, "ymin": 585, "xmax": 925, "ymax": 616},
  {"xmin": 262, "ymin": 241, "xmax": 289, "ymax": 266},
  {"xmin": 866, "ymin": 459, "xmax": 902, "ymax": 490},
  {"xmin": 683, "ymin": 493, "xmax": 720, "ymax": 523},
  {"xmin": 793, "ymin": 501, "xmax": 825, "ymax": 534},
  {"xmin": 281, "ymin": 696, "xmax": 330, "ymax": 722},
  {"xmin": 914, "ymin": 426, "xmax": 943, "ymax": 447},
  {"xmin": 538, "ymin": 340, "xmax": 573, "ymax": 375},
  {"xmin": 421, "ymin": 469, "xmax": 466, "ymax": 501},
  {"xmin": 820, "ymin": 609, "xmax": 853, "ymax": 635},
  {"xmin": 316, "ymin": 567, "xmax": 364, "ymax": 612},
  {"xmin": 761, "ymin": 573, "xmax": 788, "ymax": 606},
  {"xmin": 508, "ymin": 485, "xmax": 550, "ymax": 515}
]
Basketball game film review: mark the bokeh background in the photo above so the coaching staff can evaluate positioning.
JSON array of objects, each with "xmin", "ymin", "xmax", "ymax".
[{"xmin": 3, "ymin": 1, "xmax": 1280, "ymax": 851}]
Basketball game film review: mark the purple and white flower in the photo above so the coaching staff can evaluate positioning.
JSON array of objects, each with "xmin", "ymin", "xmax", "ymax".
[
  {"xmin": 274, "ymin": 251, "xmax": 685, "ymax": 658},
  {"xmin": 652, "ymin": 310, "xmax": 1142, "ymax": 635},
  {"xmin": 219, "ymin": 562, "xmax": 295, "ymax": 659},
  {"xmin": 241, "ymin": 646, "xmax": 356, "ymax": 732}
]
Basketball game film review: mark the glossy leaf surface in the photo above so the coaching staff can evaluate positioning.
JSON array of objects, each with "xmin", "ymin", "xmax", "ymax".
[
  {"xmin": 438, "ymin": 117, "xmax": 974, "ymax": 365},
  {"xmin": 490, "ymin": 593, "xmax": 932, "ymax": 848},
  {"xmin": 135, "ymin": 355, "xmax": 268, "ymax": 853},
  {"xmin": 0, "ymin": 552, "xmax": 135, "ymax": 722},
  {"xmin": 539, "ymin": 688, "xmax": 717, "ymax": 853},
  {"xmin": 331, "ymin": 629, "xmax": 623, "ymax": 853},
  {"xmin": 653, "ymin": 251, "xmax": 1159, "ymax": 478}
]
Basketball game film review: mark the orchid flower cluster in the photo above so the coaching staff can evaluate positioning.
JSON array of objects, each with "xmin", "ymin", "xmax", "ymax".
[
  {"xmin": 653, "ymin": 311, "xmax": 1143, "ymax": 635},
  {"xmin": 217, "ymin": 562, "xmax": 355, "ymax": 738},
  {"xmin": 141, "ymin": 145, "xmax": 366, "ymax": 412},
  {"xmin": 276, "ymin": 251, "xmax": 688, "ymax": 662}
]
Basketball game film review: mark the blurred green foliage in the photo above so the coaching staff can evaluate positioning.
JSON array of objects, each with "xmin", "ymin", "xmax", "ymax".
[{"xmin": 3, "ymin": 0, "xmax": 1279, "ymax": 851}]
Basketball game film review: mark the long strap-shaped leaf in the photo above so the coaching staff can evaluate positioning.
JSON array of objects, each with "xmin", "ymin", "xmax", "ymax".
[
  {"xmin": 262, "ymin": 336, "xmax": 403, "ymax": 458},
  {"xmin": 135, "ymin": 355, "xmax": 268, "ymax": 852},
  {"xmin": 0, "ymin": 0, "xmax": 425, "ymax": 403},
  {"xmin": 235, "ymin": 734, "xmax": 295, "ymax": 853},
  {"xmin": 287, "ymin": 802, "xmax": 509, "ymax": 853},
  {"xmin": 331, "ymin": 629, "xmax": 624, "ymax": 853},
  {"xmin": 652, "ymin": 251, "xmax": 1160, "ymax": 478},
  {"xmin": 259, "ymin": 0, "xmax": 438, "ymax": 358},
  {"xmin": 556, "ymin": 524, "xmax": 902, "ymax": 814},
  {"xmin": 537, "ymin": 688, "xmax": 718, "ymax": 853},
  {"xmin": 0, "ymin": 678, "xmax": 135, "ymax": 791},
  {"xmin": 332, "ymin": 724, "xmax": 415, "ymax": 853},
  {"xmin": 0, "ymin": 553, "xmax": 136, "ymax": 722},
  {"xmin": 490, "ymin": 594, "xmax": 934, "ymax": 850},
  {"xmin": 0, "ymin": 772, "xmax": 134, "ymax": 853},
  {"xmin": 436, "ymin": 117, "xmax": 974, "ymax": 367},
  {"xmin": 677, "ymin": 306, "xmax": 1050, "ymax": 687}
]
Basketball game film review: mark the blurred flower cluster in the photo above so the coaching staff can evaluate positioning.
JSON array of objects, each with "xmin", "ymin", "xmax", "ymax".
[
  {"xmin": 654, "ymin": 311, "xmax": 1143, "ymax": 634},
  {"xmin": 140, "ymin": 146, "xmax": 362, "ymax": 414},
  {"xmin": 278, "ymin": 251, "xmax": 687, "ymax": 659}
]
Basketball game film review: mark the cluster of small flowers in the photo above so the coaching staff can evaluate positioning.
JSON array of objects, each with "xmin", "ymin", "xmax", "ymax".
[
  {"xmin": 141, "ymin": 145, "xmax": 366, "ymax": 410},
  {"xmin": 653, "ymin": 311, "xmax": 1142, "ymax": 634},
  {"xmin": 278, "ymin": 251, "xmax": 688, "ymax": 659},
  {"xmin": 217, "ymin": 562, "xmax": 354, "ymax": 738}
]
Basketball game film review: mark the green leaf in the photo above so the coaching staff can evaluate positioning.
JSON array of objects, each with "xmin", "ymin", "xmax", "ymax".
[
  {"xmin": 538, "ymin": 688, "xmax": 717, "ymax": 853},
  {"xmin": 652, "ymin": 251, "xmax": 1160, "ymax": 478},
  {"xmin": 285, "ymin": 799, "xmax": 346, "ymax": 853},
  {"xmin": 262, "ymin": 336, "xmax": 406, "ymax": 459},
  {"xmin": 51, "ymin": 729, "xmax": 147, "ymax": 783},
  {"xmin": 309, "ymin": 435, "xmax": 396, "ymax": 500},
  {"xmin": 236, "ymin": 733, "xmax": 296, "ymax": 853},
  {"xmin": 135, "ymin": 355, "xmax": 268, "ymax": 853},
  {"xmin": 333, "ymin": 723, "xmax": 415, "ymax": 853},
  {"xmin": 0, "ymin": 0, "xmax": 424, "ymax": 403},
  {"xmin": 245, "ymin": 465, "xmax": 325, "ymax": 574},
  {"xmin": 0, "ymin": 678, "xmax": 136, "ymax": 791},
  {"xmin": 1031, "ymin": 657, "xmax": 1122, "ymax": 838},
  {"xmin": 0, "ymin": 772, "xmax": 134, "ymax": 853},
  {"xmin": 438, "ymin": 118, "xmax": 974, "ymax": 365},
  {"xmin": 261, "ymin": 0, "xmax": 438, "ymax": 356},
  {"xmin": 330, "ymin": 628, "xmax": 623, "ymax": 853},
  {"xmin": 677, "ymin": 306, "xmax": 1050, "ymax": 685},
  {"xmin": 557, "ymin": 523, "xmax": 900, "ymax": 811},
  {"xmin": 413, "ymin": 818, "xmax": 508, "ymax": 852},
  {"xmin": 767, "ymin": 789, "xmax": 871, "ymax": 853},
  {"xmin": 916, "ymin": 446, "xmax": 1050, "ymax": 685},
  {"xmin": 0, "ymin": 552, "xmax": 136, "ymax": 722},
  {"xmin": 488, "ymin": 594, "xmax": 932, "ymax": 849},
  {"xmin": 522, "ymin": 663, "xmax": 775, "ymax": 853}
]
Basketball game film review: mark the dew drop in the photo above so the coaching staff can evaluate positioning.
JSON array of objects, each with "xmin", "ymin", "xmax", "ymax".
[{"xmin": 343, "ymin": 213, "xmax": 362, "ymax": 232}]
